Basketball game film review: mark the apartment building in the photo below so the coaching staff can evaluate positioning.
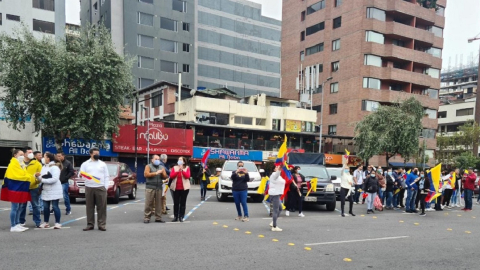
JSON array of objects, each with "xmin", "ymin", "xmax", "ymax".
[{"xmin": 281, "ymin": 0, "xmax": 446, "ymax": 166}]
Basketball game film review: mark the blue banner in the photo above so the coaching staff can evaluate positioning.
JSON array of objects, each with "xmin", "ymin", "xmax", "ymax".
[
  {"xmin": 42, "ymin": 137, "xmax": 118, "ymax": 157},
  {"xmin": 193, "ymin": 147, "xmax": 262, "ymax": 161}
]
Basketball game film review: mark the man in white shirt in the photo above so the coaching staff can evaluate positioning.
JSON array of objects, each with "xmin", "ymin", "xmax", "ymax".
[
  {"xmin": 79, "ymin": 148, "xmax": 110, "ymax": 231},
  {"xmin": 353, "ymin": 165, "xmax": 364, "ymax": 204}
]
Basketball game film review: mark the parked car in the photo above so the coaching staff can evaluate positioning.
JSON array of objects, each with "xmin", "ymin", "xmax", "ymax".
[
  {"xmin": 69, "ymin": 162, "xmax": 137, "ymax": 204},
  {"xmin": 216, "ymin": 160, "xmax": 263, "ymax": 202},
  {"xmin": 326, "ymin": 167, "xmax": 343, "ymax": 199}
]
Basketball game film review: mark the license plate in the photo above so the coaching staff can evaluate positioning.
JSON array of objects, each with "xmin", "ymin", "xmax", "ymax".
[
  {"xmin": 304, "ymin": 196, "xmax": 317, "ymax": 202},
  {"xmin": 79, "ymin": 188, "xmax": 85, "ymax": 194}
]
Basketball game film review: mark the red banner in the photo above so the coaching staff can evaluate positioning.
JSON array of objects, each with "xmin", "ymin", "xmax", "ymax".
[{"xmin": 113, "ymin": 123, "xmax": 193, "ymax": 156}]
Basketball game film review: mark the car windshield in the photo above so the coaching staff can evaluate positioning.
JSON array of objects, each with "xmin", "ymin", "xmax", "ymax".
[
  {"xmin": 223, "ymin": 162, "xmax": 258, "ymax": 172},
  {"xmin": 107, "ymin": 164, "xmax": 118, "ymax": 176},
  {"xmin": 298, "ymin": 165, "xmax": 329, "ymax": 181},
  {"xmin": 327, "ymin": 168, "xmax": 342, "ymax": 179}
]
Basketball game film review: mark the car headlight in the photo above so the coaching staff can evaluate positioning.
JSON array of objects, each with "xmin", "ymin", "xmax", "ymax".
[
  {"xmin": 68, "ymin": 180, "xmax": 74, "ymax": 186},
  {"xmin": 108, "ymin": 181, "xmax": 115, "ymax": 186},
  {"xmin": 326, "ymin": 184, "xmax": 334, "ymax": 192}
]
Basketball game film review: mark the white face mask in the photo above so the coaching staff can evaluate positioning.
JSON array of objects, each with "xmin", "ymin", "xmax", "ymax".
[
  {"xmin": 297, "ymin": 170, "xmax": 301, "ymax": 173},
  {"xmin": 41, "ymin": 158, "xmax": 46, "ymax": 164},
  {"xmin": 177, "ymin": 160, "xmax": 184, "ymax": 166},
  {"xmin": 17, "ymin": 155, "xmax": 25, "ymax": 163},
  {"xmin": 27, "ymin": 153, "xmax": 34, "ymax": 160}
]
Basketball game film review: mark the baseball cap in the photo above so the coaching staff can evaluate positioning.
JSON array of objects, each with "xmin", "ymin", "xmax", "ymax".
[{"xmin": 216, "ymin": 168, "xmax": 221, "ymax": 172}]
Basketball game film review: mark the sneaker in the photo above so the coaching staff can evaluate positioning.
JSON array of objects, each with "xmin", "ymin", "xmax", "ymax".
[
  {"xmin": 66, "ymin": 211, "xmax": 72, "ymax": 215},
  {"xmin": 447, "ymin": 206, "xmax": 452, "ymax": 209},
  {"xmin": 299, "ymin": 213, "xmax": 305, "ymax": 217},
  {"xmin": 465, "ymin": 209, "xmax": 472, "ymax": 212},
  {"xmin": 441, "ymin": 205, "xmax": 445, "ymax": 210},
  {"xmin": 235, "ymin": 216, "xmax": 242, "ymax": 221},
  {"xmin": 242, "ymin": 217, "xmax": 249, "ymax": 222},
  {"xmin": 11, "ymin": 226, "xmax": 25, "ymax": 232},
  {"xmin": 426, "ymin": 208, "xmax": 434, "ymax": 212},
  {"xmin": 286, "ymin": 211, "xmax": 290, "ymax": 217},
  {"xmin": 476, "ymin": 202, "xmax": 480, "ymax": 205},
  {"xmin": 54, "ymin": 223, "xmax": 62, "ymax": 229},
  {"xmin": 19, "ymin": 223, "xmax": 26, "ymax": 227},
  {"xmin": 271, "ymin": 227, "xmax": 283, "ymax": 232},
  {"xmin": 419, "ymin": 213, "xmax": 426, "ymax": 217},
  {"xmin": 39, "ymin": 222, "xmax": 50, "ymax": 229},
  {"xmin": 269, "ymin": 222, "xmax": 273, "ymax": 227}
]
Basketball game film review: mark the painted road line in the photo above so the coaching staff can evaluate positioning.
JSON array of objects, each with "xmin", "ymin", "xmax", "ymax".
[
  {"xmin": 305, "ymin": 236, "xmax": 409, "ymax": 246},
  {"xmin": 335, "ymin": 209, "xmax": 341, "ymax": 213},
  {"xmin": 183, "ymin": 195, "xmax": 211, "ymax": 221},
  {"xmin": 34, "ymin": 227, "xmax": 71, "ymax": 230},
  {"xmin": 262, "ymin": 201, "xmax": 270, "ymax": 214}
]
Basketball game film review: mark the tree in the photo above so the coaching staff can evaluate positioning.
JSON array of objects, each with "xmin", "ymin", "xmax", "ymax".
[
  {"xmin": 417, "ymin": 0, "xmax": 438, "ymax": 9},
  {"xmin": 436, "ymin": 121, "xmax": 480, "ymax": 164},
  {"xmin": 454, "ymin": 152, "xmax": 478, "ymax": 171},
  {"xmin": 0, "ymin": 24, "xmax": 134, "ymax": 152},
  {"xmin": 354, "ymin": 97, "xmax": 424, "ymax": 166},
  {"xmin": 457, "ymin": 121, "xmax": 480, "ymax": 155}
]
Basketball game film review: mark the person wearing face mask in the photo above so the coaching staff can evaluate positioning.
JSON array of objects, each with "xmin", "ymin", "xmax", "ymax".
[
  {"xmin": 231, "ymin": 161, "xmax": 250, "ymax": 222},
  {"xmin": 340, "ymin": 166, "xmax": 355, "ymax": 217},
  {"xmin": 384, "ymin": 168, "xmax": 395, "ymax": 210},
  {"xmin": 268, "ymin": 165, "xmax": 286, "ymax": 231},
  {"xmin": 363, "ymin": 171, "xmax": 378, "ymax": 214},
  {"xmin": 416, "ymin": 171, "xmax": 430, "ymax": 216},
  {"xmin": 18, "ymin": 148, "xmax": 43, "ymax": 228},
  {"xmin": 1, "ymin": 149, "xmax": 41, "ymax": 232},
  {"xmin": 169, "ymin": 156, "xmax": 191, "ymax": 222},
  {"xmin": 441, "ymin": 170, "xmax": 454, "ymax": 209},
  {"xmin": 143, "ymin": 155, "xmax": 168, "ymax": 224},
  {"xmin": 197, "ymin": 165, "xmax": 211, "ymax": 201},
  {"xmin": 78, "ymin": 148, "xmax": 110, "ymax": 231},
  {"xmin": 56, "ymin": 152, "xmax": 75, "ymax": 215},
  {"xmin": 405, "ymin": 168, "xmax": 420, "ymax": 213},
  {"xmin": 376, "ymin": 167, "xmax": 386, "ymax": 205},
  {"xmin": 286, "ymin": 166, "xmax": 306, "ymax": 217},
  {"xmin": 38, "ymin": 152, "xmax": 63, "ymax": 229}
]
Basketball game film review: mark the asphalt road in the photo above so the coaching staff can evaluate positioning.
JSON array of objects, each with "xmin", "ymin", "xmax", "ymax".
[{"xmin": 0, "ymin": 185, "xmax": 478, "ymax": 270}]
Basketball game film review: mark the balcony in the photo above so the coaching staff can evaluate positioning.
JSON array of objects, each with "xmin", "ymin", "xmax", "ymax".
[
  {"xmin": 363, "ymin": 43, "xmax": 441, "ymax": 68},
  {"xmin": 366, "ymin": 20, "xmax": 435, "ymax": 45},
  {"xmin": 362, "ymin": 66, "xmax": 439, "ymax": 89}
]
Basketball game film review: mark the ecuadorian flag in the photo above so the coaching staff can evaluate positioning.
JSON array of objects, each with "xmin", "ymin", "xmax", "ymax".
[{"xmin": 1, "ymin": 158, "xmax": 36, "ymax": 203}]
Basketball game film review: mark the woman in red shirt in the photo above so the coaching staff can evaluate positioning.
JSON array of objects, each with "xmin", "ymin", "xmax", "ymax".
[{"xmin": 169, "ymin": 157, "xmax": 191, "ymax": 222}]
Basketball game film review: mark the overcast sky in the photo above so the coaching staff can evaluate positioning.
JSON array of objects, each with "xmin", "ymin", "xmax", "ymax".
[{"xmin": 66, "ymin": 0, "xmax": 479, "ymax": 71}]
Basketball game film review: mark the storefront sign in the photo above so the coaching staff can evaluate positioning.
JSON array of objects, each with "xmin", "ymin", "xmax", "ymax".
[
  {"xmin": 263, "ymin": 149, "xmax": 305, "ymax": 161},
  {"xmin": 325, "ymin": 154, "xmax": 363, "ymax": 167},
  {"xmin": 113, "ymin": 123, "xmax": 193, "ymax": 155},
  {"xmin": 285, "ymin": 120, "xmax": 302, "ymax": 132},
  {"xmin": 193, "ymin": 147, "xmax": 263, "ymax": 161},
  {"xmin": 42, "ymin": 137, "xmax": 118, "ymax": 157}
]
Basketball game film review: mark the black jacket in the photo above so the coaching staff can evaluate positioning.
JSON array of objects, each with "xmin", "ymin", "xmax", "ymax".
[
  {"xmin": 386, "ymin": 175, "xmax": 395, "ymax": 192},
  {"xmin": 418, "ymin": 177, "xmax": 431, "ymax": 194},
  {"xmin": 60, "ymin": 159, "xmax": 74, "ymax": 184},
  {"xmin": 363, "ymin": 176, "xmax": 378, "ymax": 193},
  {"xmin": 231, "ymin": 170, "xmax": 250, "ymax": 191},
  {"xmin": 196, "ymin": 168, "xmax": 211, "ymax": 182}
]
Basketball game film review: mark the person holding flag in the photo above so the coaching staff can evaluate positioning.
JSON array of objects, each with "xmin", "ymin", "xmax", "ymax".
[
  {"xmin": 417, "ymin": 170, "xmax": 431, "ymax": 216},
  {"xmin": 441, "ymin": 170, "xmax": 454, "ymax": 209},
  {"xmin": 197, "ymin": 149, "xmax": 211, "ymax": 201},
  {"xmin": 268, "ymin": 165, "xmax": 286, "ymax": 232}
]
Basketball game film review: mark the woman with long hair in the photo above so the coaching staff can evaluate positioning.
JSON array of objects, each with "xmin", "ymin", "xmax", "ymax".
[
  {"xmin": 363, "ymin": 170, "xmax": 379, "ymax": 214},
  {"xmin": 231, "ymin": 161, "xmax": 250, "ymax": 222},
  {"xmin": 38, "ymin": 152, "xmax": 63, "ymax": 229},
  {"xmin": 286, "ymin": 166, "xmax": 306, "ymax": 217},
  {"xmin": 268, "ymin": 165, "xmax": 285, "ymax": 231},
  {"xmin": 169, "ymin": 156, "xmax": 191, "ymax": 222}
]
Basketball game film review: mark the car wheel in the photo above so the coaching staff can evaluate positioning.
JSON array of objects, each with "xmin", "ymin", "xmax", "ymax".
[
  {"xmin": 128, "ymin": 186, "xmax": 137, "ymax": 200},
  {"xmin": 216, "ymin": 188, "xmax": 227, "ymax": 202},
  {"xmin": 70, "ymin": 197, "xmax": 76, "ymax": 204},
  {"xmin": 326, "ymin": 201, "xmax": 336, "ymax": 211},
  {"xmin": 112, "ymin": 188, "xmax": 120, "ymax": 204}
]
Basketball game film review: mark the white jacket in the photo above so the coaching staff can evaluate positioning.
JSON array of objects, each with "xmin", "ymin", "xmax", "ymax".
[
  {"xmin": 341, "ymin": 171, "xmax": 354, "ymax": 189},
  {"xmin": 40, "ymin": 162, "xmax": 63, "ymax": 201},
  {"xmin": 268, "ymin": 171, "xmax": 286, "ymax": 196}
]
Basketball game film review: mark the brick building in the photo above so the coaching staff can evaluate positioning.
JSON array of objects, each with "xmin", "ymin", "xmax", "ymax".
[{"xmin": 281, "ymin": 0, "xmax": 446, "ymax": 166}]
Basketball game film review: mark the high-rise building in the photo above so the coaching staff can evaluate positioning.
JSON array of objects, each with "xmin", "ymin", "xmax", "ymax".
[
  {"xmin": 80, "ymin": 0, "xmax": 281, "ymax": 97},
  {"xmin": 281, "ymin": 0, "xmax": 446, "ymax": 166}
]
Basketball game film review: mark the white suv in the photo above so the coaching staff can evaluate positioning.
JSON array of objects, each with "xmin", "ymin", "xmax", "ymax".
[{"xmin": 216, "ymin": 160, "xmax": 263, "ymax": 202}]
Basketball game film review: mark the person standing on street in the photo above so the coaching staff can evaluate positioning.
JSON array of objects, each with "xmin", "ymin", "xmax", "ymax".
[
  {"xmin": 441, "ymin": 170, "xmax": 454, "ymax": 209},
  {"xmin": 463, "ymin": 167, "xmax": 476, "ymax": 211},
  {"xmin": 79, "ymin": 148, "xmax": 110, "ymax": 231},
  {"xmin": 385, "ymin": 168, "xmax": 395, "ymax": 210},
  {"xmin": 268, "ymin": 165, "xmax": 285, "ymax": 231},
  {"xmin": 405, "ymin": 168, "xmax": 419, "ymax": 213},
  {"xmin": 376, "ymin": 167, "xmax": 386, "ymax": 204},
  {"xmin": 231, "ymin": 161, "xmax": 250, "ymax": 222},
  {"xmin": 197, "ymin": 165, "xmax": 211, "ymax": 201},
  {"xmin": 1, "ymin": 149, "xmax": 40, "ymax": 232},
  {"xmin": 363, "ymin": 171, "xmax": 378, "ymax": 214},
  {"xmin": 287, "ymin": 166, "xmax": 306, "ymax": 217},
  {"xmin": 19, "ymin": 148, "xmax": 42, "ymax": 227},
  {"xmin": 418, "ymin": 171, "xmax": 430, "ymax": 217},
  {"xmin": 57, "ymin": 152, "xmax": 74, "ymax": 215},
  {"xmin": 143, "ymin": 155, "xmax": 168, "ymax": 224},
  {"xmin": 393, "ymin": 168, "xmax": 404, "ymax": 208},
  {"xmin": 340, "ymin": 166, "xmax": 355, "ymax": 217},
  {"xmin": 353, "ymin": 165, "xmax": 364, "ymax": 204},
  {"xmin": 38, "ymin": 152, "xmax": 63, "ymax": 229},
  {"xmin": 159, "ymin": 154, "xmax": 171, "ymax": 214},
  {"xmin": 169, "ymin": 157, "xmax": 191, "ymax": 222}
]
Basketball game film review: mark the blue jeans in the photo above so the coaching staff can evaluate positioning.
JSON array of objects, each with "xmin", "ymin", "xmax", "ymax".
[
  {"xmin": 385, "ymin": 191, "xmax": 393, "ymax": 208},
  {"xmin": 366, "ymin": 192, "xmax": 375, "ymax": 210},
  {"xmin": 378, "ymin": 188, "xmax": 384, "ymax": 201},
  {"xmin": 62, "ymin": 183, "xmax": 71, "ymax": 212},
  {"xmin": 10, "ymin": 203, "xmax": 21, "ymax": 227},
  {"xmin": 20, "ymin": 188, "xmax": 42, "ymax": 226},
  {"xmin": 465, "ymin": 189, "xmax": 473, "ymax": 210},
  {"xmin": 43, "ymin": 200, "xmax": 61, "ymax": 224},
  {"xmin": 200, "ymin": 181, "xmax": 208, "ymax": 198},
  {"xmin": 353, "ymin": 185, "xmax": 362, "ymax": 203},
  {"xmin": 28, "ymin": 193, "xmax": 43, "ymax": 212},
  {"xmin": 406, "ymin": 189, "xmax": 417, "ymax": 212},
  {"xmin": 232, "ymin": 190, "xmax": 249, "ymax": 217}
]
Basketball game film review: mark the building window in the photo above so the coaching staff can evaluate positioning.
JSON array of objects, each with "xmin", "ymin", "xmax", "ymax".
[
  {"xmin": 389, "ymin": 83, "xmax": 403, "ymax": 91},
  {"xmin": 0, "ymin": 13, "xmax": 2, "ymax": 25},
  {"xmin": 330, "ymin": 82, "xmax": 339, "ymax": 93},
  {"xmin": 366, "ymin": 7, "xmax": 385, "ymax": 21},
  {"xmin": 364, "ymin": 54, "xmax": 382, "ymax": 67},
  {"xmin": 301, "ymin": 11, "xmax": 305, "ymax": 21},
  {"xmin": 456, "ymin": 108, "xmax": 474, "ymax": 117},
  {"xmin": 365, "ymin": 31, "xmax": 384, "ymax": 44},
  {"xmin": 300, "ymin": 31, "xmax": 305, "ymax": 41},
  {"xmin": 138, "ymin": 12, "xmax": 154, "ymax": 26},
  {"xmin": 424, "ymin": 108, "xmax": 437, "ymax": 119},
  {"xmin": 234, "ymin": 116, "xmax": 253, "ymax": 125},
  {"xmin": 183, "ymin": 43, "xmax": 190, "ymax": 52},
  {"xmin": 333, "ymin": 17, "xmax": 342, "ymax": 29},
  {"xmin": 256, "ymin": 118, "xmax": 266, "ymax": 126},
  {"xmin": 307, "ymin": 0, "xmax": 325, "ymax": 15},
  {"xmin": 182, "ymin": 22, "xmax": 190, "ymax": 31},
  {"xmin": 331, "ymin": 61, "xmax": 339, "ymax": 72},
  {"xmin": 318, "ymin": 64, "xmax": 323, "ymax": 72},
  {"xmin": 272, "ymin": 119, "xmax": 281, "ymax": 131},
  {"xmin": 361, "ymin": 100, "xmax": 379, "ymax": 111},
  {"xmin": 363, "ymin": 77, "xmax": 381, "ymax": 89},
  {"xmin": 425, "ymin": 47, "xmax": 442, "ymax": 58},
  {"xmin": 182, "ymin": 64, "xmax": 190, "ymax": 73},
  {"xmin": 306, "ymin": 21, "xmax": 325, "ymax": 36},
  {"xmin": 422, "ymin": 129, "xmax": 436, "ymax": 139},
  {"xmin": 392, "ymin": 39, "xmax": 405, "ymax": 47},
  {"xmin": 32, "ymin": 0, "xmax": 55, "ymax": 11},
  {"xmin": 138, "ymin": 56, "xmax": 155, "ymax": 70},
  {"xmin": 424, "ymin": 89, "xmax": 439, "ymax": 99},
  {"xmin": 436, "ymin": 6, "xmax": 445, "ymax": 16},
  {"xmin": 312, "ymin": 105, "xmax": 322, "ymax": 112},
  {"xmin": 137, "ymin": 34, "xmax": 154, "ymax": 48},
  {"xmin": 160, "ymin": 39, "xmax": 177, "ymax": 53},
  {"xmin": 300, "ymin": 51, "xmax": 304, "ymax": 61},
  {"xmin": 332, "ymin": 39, "xmax": 340, "ymax": 51},
  {"xmin": 328, "ymin": 125, "xmax": 337, "ymax": 135},
  {"xmin": 437, "ymin": 111, "xmax": 447, "ymax": 118},
  {"xmin": 335, "ymin": 0, "xmax": 342, "ymax": 7},
  {"xmin": 424, "ymin": 68, "xmax": 440, "ymax": 78},
  {"xmin": 329, "ymin": 104, "xmax": 338, "ymax": 115},
  {"xmin": 306, "ymin": 42, "xmax": 324, "ymax": 56},
  {"xmin": 160, "ymin": 17, "xmax": 177, "ymax": 31},
  {"xmin": 172, "ymin": 0, "xmax": 187, "ymax": 13},
  {"xmin": 152, "ymin": 93, "xmax": 163, "ymax": 107},
  {"xmin": 160, "ymin": 60, "xmax": 178, "ymax": 73},
  {"xmin": 6, "ymin": 14, "xmax": 21, "ymax": 21},
  {"xmin": 138, "ymin": 78, "xmax": 154, "ymax": 89},
  {"xmin": 139, "ymin": 0, "xmax": 154, "ymax": 4},
  {"xmin": 32, "ymin": 19, "xmax": 55, "ymax": 34},
  {"xmin": 428, "ymin": 26, "xmax": 443, "ymax": 37}
]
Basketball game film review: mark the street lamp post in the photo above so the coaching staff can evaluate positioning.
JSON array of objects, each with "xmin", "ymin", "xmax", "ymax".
[
  {"xmin": 319, "ymin": 76, "xmax": 333, "ymax": 153},
  {"xmin": 142, "ymin": 106, "xmax": 150, "ymax": 161},
  {"xmin": 421, "ymin": 136, "xmax": 427, "ymax": 171}
]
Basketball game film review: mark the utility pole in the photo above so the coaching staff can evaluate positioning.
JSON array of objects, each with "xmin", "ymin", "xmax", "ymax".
[{"xmin": 468, "ymin": 33, "xmax": 480, "ymax": 156}]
